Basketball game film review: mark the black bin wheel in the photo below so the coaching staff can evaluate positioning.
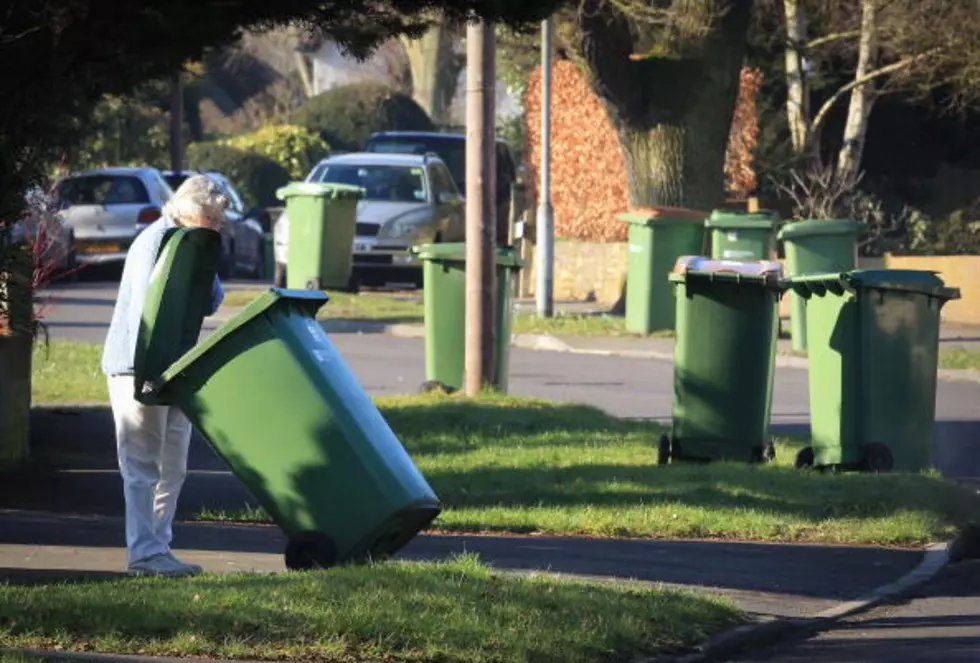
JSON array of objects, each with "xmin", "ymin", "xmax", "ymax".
[
  {"xmin": 285, "ymin": 532, "xmax": 338, "ymax": 571},
  {"xmin": 656, "ymin": 434, "xmax": 671, "ymax": 466},
  {"xmin": 794, "ymin": 446, "xmax": 815, "ymax": 470},
  {"xmin": 750, "ymin": 443, "xmax": 776, "ymax": 464},
  {"xmin": 420, "ymin": 380, "xmax": 457, "ymax": 395},
  {"xmin": 860, "ymin": 443, "xmax": 894, "ymax": 474}
]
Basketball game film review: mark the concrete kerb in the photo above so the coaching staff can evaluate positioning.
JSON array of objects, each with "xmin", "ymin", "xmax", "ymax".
[{"xmin": 648, "ymin": 527, "xmax": 980, "ymax": 663}]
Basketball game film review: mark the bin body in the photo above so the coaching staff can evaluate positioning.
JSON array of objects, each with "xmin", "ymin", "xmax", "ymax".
[
  {"xmin": 276, "ymin": 182, "xmax": 363, "ymax": 291},
  {"xmin": 705, "ymin": 210, "xmax": 780, "ymax": 261},
  {"xmin": 778, "ymin": 219, "xmax": 862, "ymax": 352},
  {"xmin": 667, "ymin": 257, "xmax": 783, "ymax": 463},
  {"xmin": 414, "ymin": 243, "xmax": 522, "ymax": 392},
  {"xmin": 788, "ymin": 270, "xmax": 960, "ymax": 472},
  {"xmin": 619, "ymin": 208, "xmax": 707, "ymax": 334}
]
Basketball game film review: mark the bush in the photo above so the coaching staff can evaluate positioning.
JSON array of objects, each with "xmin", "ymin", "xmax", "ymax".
[
  {"xmin": 289, "ymin": 81, "xmax": 434, "ymax": 152},
  {"xmin": 185, "ymin": 143, "xmax": 290, "ymax": 208},
  {"xmin": 219, "ymin": 124, "xmax": 329, "ymax": 180}
]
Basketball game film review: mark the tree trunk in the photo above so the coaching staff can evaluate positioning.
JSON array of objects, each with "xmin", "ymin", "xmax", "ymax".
[
  {"xmin": 402, "ymin": 21, "xmax": 462, "ymax": 126},
  {"xmin": 783, "ymin": 0, "xmax": 812, "ymax": 157},
  {"xmin": 836, "ymin": 0, "xmax": 879, "ymax": 187}
]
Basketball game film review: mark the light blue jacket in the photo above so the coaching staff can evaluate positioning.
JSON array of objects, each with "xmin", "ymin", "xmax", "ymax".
[{"xmin": 101, "ymin": 216, "xmax": 223, "ymax": 377}]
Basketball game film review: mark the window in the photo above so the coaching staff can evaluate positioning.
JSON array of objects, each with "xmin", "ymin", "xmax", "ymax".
[
  {"xmin": 55, "ymin": 175, "xmax": 150, "ymax": 207},
  {"xmin": 429, "ymin": 165, "xmax": 457, "ymax": 199},
  {"xmin": 365, "ymin": 136, "xmax": 466, "ymax": 191},
  {"xmin": 315, "ymin": 164, "xmax": 427, "ymax": 203}
]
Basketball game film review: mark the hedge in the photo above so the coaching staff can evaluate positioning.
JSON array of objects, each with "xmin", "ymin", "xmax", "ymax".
[
  {"xmin": 184, "ymin": 143, "xmax": 290, "ymax": 208},
  {"xmin": 220, "ymin": 124, "xmax": 329, "ymax": 180}
]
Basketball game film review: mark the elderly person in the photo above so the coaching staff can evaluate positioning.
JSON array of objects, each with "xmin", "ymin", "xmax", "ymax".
[{"xmin": 101, "ymin": 175, "xmax": 227, "ymax": 577}]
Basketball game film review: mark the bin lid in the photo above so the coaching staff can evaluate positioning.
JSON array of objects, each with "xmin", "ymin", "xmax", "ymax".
[
  {"xmin": 276, "ymin": 182, "xmax": 365, "ymax": 201},
  {"xmin": 133, "ymin": 227, "xmax": 221, "ymax": 403},
  {"xmin": 705, "ymin": 209, "xmax": 781, "ymax": 230},
  {"xmin": 668, "ymin": 255, "xmax": 784, "ymax": 287},
  {"xmin": 777, "ymin": 218, "xmax": 863, "ymax": 241},
  {"xmin": 785, "ymin": 269, "xmax": 962, "ymax": 300},
  {"xmin": 411, "ymin": 242, "xmax": 524, "ymax": 268},
  {"xmin": 619, "ymin": 206, "xmax": 707, "ymax": 226},
  {"xmin": 151, "ymin": 289, "xmax": 331, "ymax": 395}
]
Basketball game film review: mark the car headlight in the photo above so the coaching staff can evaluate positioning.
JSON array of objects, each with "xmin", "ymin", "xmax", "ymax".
[{"xmin": 379, "ymin": 219, "xmax": 418, "ymax": 240}]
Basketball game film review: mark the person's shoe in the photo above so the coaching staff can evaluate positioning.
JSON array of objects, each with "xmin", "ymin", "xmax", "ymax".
[
  {"xmin": 126, "ymin": 553, "xmax": 199, "ymax": 577},
  {"xmin": 164, "ymin": 552, "xmax": 203, "ymax": 576}
]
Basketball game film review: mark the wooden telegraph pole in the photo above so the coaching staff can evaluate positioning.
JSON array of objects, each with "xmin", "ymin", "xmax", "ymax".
[{"xmin": 464, "ymin": 21, "xmax": 497, "ymax": 396}]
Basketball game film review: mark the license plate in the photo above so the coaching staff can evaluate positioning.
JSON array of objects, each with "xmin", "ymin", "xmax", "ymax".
[
  {"xmin": 354, "ymin": 242, "xmax": 370, "ymax": 252},
  {"xmin": 82, "ymin": 242, "xmax": 121, "ymax": 254}
]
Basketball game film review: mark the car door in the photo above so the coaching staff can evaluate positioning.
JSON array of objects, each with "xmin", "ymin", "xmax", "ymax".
[{"xmin": 429, "ymin": 164, "xmax": 464, "ymax": 242}]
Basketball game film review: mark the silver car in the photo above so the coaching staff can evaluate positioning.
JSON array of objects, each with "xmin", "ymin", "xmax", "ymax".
[
  {"xmin": 52, "ymin": 167, "xmax": 173, "ymax": 265},
  {"xmin": 273, "ymin": 152, "xmax": 464, "ymax": 288},
  {"xmin": 10, "ymin": 187, "xmax": 77, "ymax": 279}
]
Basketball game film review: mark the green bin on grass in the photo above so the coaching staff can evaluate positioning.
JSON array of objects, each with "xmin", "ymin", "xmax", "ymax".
[
  {"xmin": 135, "ymin": 227, "xmax": 441, "ymax": 570},
  {"xmin": 660, "ymin": 256, "xmax": 785, "ymax": 465},
  {"xmin": 786, "ymin": 270, "xmax": 960, "ymax": 473},
  {"xmin": 705, "ymin": 210, "xmax": 780, "ymax": 261},
  {"xmin": 777, "ymin": 219, "xmax": 863, "ymax": 353},
  {"xmin": 619, "ymin": 207, "xmax": 708, "ymax": 334},
  {"xmin": 412, "ymin": 243, "xmax": 523, "ymax": 393},
  {"xmin": 276, "ymin": 182, "xmax": 364, "ymax": 291}
]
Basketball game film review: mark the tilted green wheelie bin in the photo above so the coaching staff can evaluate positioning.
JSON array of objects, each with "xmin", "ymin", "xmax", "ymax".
[
  {"xmin": 659, "ymin": 256, "xmax": 785, "ymax": 465},
  {"xmin": 412, "ymin": 243, "xmax": 523, "ymax": 393},
  {"xmin": 619, "ymin": 207, "xmax": 708, "ymax": 334},
  {"xmin": 135, "ymin": 228, "xmax": 441, "ymax": 570},
  {"xmin": 778, "ymin": 219, "xmax": 863, "ymax": 353},
  {"xmin": 705, "ymin": 210, "xmax": 781, "ymax": 261},
  {"xmin": 786, "ymin": 270, "xmax": 960, "ymax": 473},
  {"xmin": 276, "ymin": 182, "xmax": 364, "ymax": 291}
]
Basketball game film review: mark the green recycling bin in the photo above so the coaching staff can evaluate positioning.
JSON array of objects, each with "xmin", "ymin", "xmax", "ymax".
[
  {"xmin": 786, "ymin": 270, "xmax": 960, "ymax": 473},
  {"xmin": 619, "ymin": 207, "xmax": 708, "ymax": 334},
  {"xmin": 705, "ymin": 210, "xmax": 780, "ymax": 261},
  {"xmin": 660, "ymin": 256, "xmax": 785, "ymax": 465},
  {"xmin": 276, "ymin": 182, "xmax": 364, "ymax": 291},
  {"xmin": 412, "ymin": 243, "xmax": 522, "ymax": 393},
  {"xmin": 778, "ymin": 219, "xmax": 863, "ymax": 353},
  {"xmin": 135, "ymin": 229, "xmax": 441, "ymax": 570}
]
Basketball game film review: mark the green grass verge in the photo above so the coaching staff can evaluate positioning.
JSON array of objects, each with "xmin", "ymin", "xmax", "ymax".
[
  {"xmin": 32, "ymin": 341, "xmax": 106, "ymax": 403},
  {"xmin": 939, "ymin": 349, "xmax": 980, "ymax": 371},
  {"xmin": 0, "ymin": 555, "xmax": 741, "ymax": 663}
]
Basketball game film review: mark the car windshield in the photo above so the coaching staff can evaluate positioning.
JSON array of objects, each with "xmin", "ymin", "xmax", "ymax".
[
  {"xmin": 55, "ymin": 175, "xmax": 150, "ymax": 206},
  {"xmin": 316, "ymin": 164, "xmax": 427, "ymax": 203},
  {"xmin": 366, "ymin": 137, "xmax": 465, "ymax": 190}
]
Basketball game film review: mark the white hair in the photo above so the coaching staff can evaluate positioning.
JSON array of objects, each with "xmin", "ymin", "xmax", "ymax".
[{"xmin": 163, "ymin": 174, "xmax": 229, "ymax": 225}]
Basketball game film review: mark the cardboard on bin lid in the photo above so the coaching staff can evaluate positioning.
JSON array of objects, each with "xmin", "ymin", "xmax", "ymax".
[
  {"xmin": 672, "ymin": 255, "xmax": 783, "ymax": 277},
  {"xmin": 133, "ymin": 227, "xmax": 221, "ymax": 405}
]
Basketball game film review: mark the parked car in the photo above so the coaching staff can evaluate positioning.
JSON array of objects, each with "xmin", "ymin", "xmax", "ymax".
[
  {"xmin": 362, "ymin": 131, "xmax": 518, "ymax": 245},
  {"xmin": 10, "ymin": 187, "xmax": 77, "ymax": 279},
  {"xmin": 157, "ymin": 170, "xmax": 266, "ymax": 278},
  {"xmin": 273, "ymin": 152, "xmax": 464, "ymax": 288},
  {"xmin": 51, "ymin": 167, "xmax": 173, "ymax": 266}
]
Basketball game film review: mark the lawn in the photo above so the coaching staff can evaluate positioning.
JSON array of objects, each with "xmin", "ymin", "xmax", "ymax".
[
  {"xmin": 0, "ymin": 555, "xmax": 741, "ymax": 663},
  {"xmin": 33, "ymin": 341, "xmax": 980, "ymax": 546},
  {"xmin": 939, "ymin": 349, "xmax": 980, "ymax": 371}
]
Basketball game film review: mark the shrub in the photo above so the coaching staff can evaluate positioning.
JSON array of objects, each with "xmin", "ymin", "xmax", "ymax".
[
  {"xmin": 289, "ymin": 81, "xmax": 434, "ymax": 152},
  {"xmin": 184, "ymin": 143, "xmax": 290, "ymax": 207},
  {"xmin": 220, "ymin": 124, "xmax": 329, "ymax": 180}
]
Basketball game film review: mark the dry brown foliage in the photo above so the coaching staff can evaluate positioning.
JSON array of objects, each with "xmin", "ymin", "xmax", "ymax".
[{"xmin": 724, "ymin": 67, "xmax": 763, "ymax": 200}]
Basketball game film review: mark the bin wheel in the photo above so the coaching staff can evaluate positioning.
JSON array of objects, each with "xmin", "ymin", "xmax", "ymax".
[
  {"xmin": 750, "ymin": 444, "xmax": 775, "ymax": 464},
  {"xmin": 419, "ymin": 380, "xmax": 457, "ymax": 395},
  {"xmin": 285, "ymin": 532, "xmax": 338, "ymax": 571},
  {"xmin": 794, "ymin": 446, "xmax": 815, "ymax": 470},
  {"xmin": 860, "ymin": 443, "xmax": 894, "ymax": 474},
  {"xmin": 305, "ymin": 277, "xmax": 321, "ymax": 291},
  {"xmin": 656, "ymin": 434, "xmax": 671, "ymax": 465}
]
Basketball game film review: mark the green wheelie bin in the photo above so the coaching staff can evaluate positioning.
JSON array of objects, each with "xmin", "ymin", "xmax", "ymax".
[
  {"xmin": 778, "ymin": 219, "xmax": 863, "ymax": 353},
  {"xmin": 705, "ymin": 210, "xmax": 781, "ymax": 261},
  {"xmin": 619, "ymin": 207, "xmax": 708, "ymax": 334},
  {"xmin": 135, "ymin": 228, "xmax": 441, "ymax": 570},
  {"xmin": 786, "ymin": 270, "xmax": 961, "ymax": 473},
  {"xmin": 659, "ymin": 256, "xmax": 785, "ymax": 465},
  {"xmin": 276, "ymin": 182, "xmax": 364, "ymax": 291},
  {"xmin": 412, "ymin": 243, "xmax": 523, "ymax": 393}
]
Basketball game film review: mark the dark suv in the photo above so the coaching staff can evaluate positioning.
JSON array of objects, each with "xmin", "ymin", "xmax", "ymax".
[{"xmin": 363, "ymin": 131, "xmax": 518, "ymax": 245}]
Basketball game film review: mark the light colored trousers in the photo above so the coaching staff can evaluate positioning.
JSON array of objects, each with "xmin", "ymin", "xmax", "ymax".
[{"xmin": 108, "ymin": 376, "xmax": 192, "ymax": 564}]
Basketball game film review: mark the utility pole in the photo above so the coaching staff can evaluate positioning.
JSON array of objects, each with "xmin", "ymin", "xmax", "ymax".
[
  {"xmin": 464, "ymin": 21, "xmax": 497, "ymax": 396},
  {"xmin": 535, "ymin": 16, "xmax": 554, "ymax": 318},
  {"xmin": 169, "ymin": 73, "xmax": 184, "ymax": 172}
]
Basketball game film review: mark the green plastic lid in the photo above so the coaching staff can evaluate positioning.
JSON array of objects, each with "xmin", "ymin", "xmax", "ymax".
[
  {"xmin": 619, "ymin": 207, "xmax": 707, "ymax": 227},
  {"xmin": 151, "ymin": 289, "xmax": 331, "ymax": 397},
  {"xmin": 705, "ymin": 209, "xmax": 780, "ymax": 230},
  {"xmin": 777, "ymin": 218, "xmax": 863, "ymax": 241},
  {"xmin": 276, "ymin": 182, "xmax": 365, "ymax": 201},
  {"xmin": 133, "ymin": 227, "xmax": 221, "ymax": 404},
  {"xmin": 411, "ymin": 242, "xmax": 524, "ymax": 268},
  {"xmin": 785, "ymin": 269, "xmax": 962, "ymax": 300}
]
